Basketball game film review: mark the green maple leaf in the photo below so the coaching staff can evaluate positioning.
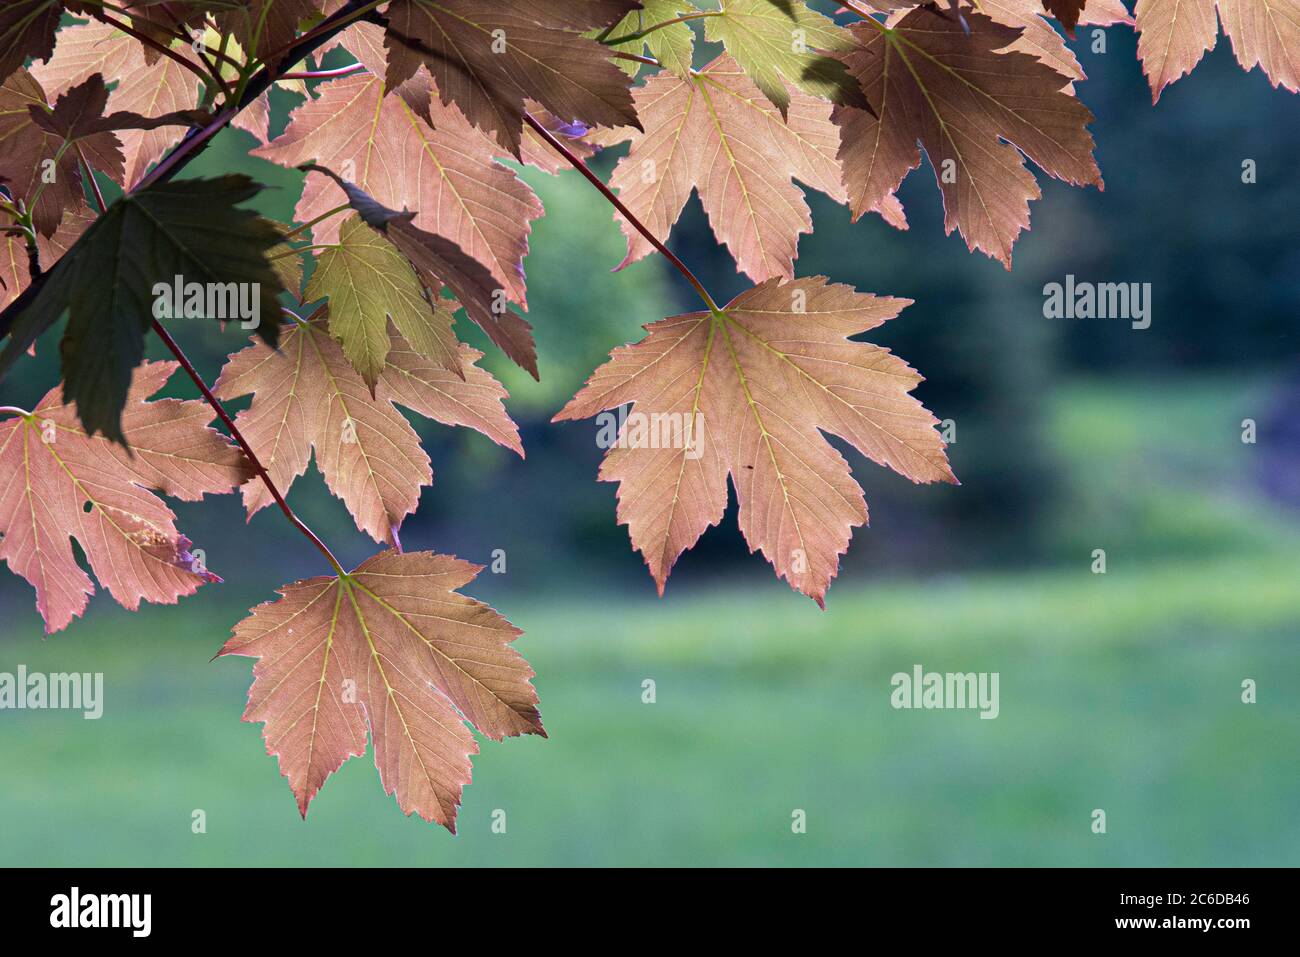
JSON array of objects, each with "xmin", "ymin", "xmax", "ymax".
[
  {"xmin": 703, "ymin": 0, "xmax": 869, "ymax": 116},
  {"xmin": 0, "ymin": 175, "xmax": 286, "ymax": 443},
  {"xmin": 304, "ymin": 215, "xmax": 463, "ymax": 392}
]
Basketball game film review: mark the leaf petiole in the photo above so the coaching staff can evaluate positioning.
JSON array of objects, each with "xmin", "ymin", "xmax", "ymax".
[
  {"xmin": 282, "ymin": 204, "xmax": 352, "ymax": 241},
  {"xmin": 269, "ymin": 243, "xmax": 334, "ymax": 260},
  {"xmin": 521, "ymin": 113, "xmax": 722, "ymax": 314},
  {"xmin": 599, "ymin": 10, "xmax": 721, "ymax": 47}
]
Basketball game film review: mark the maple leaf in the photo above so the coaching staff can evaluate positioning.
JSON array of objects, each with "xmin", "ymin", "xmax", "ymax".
[
  {"xmin": 28, "ymin": 72, "xmax": 207, "ymax": 139},
  {"xmin": 300, "ymin": 161, "xmax": 542, "ymax": 381},
  {"xmin": 607, "ymin": 54, "xmax": 884, "ymax": 284},
  {"xmin": 956, "ymin": 0, "xmax": 1133, "ymax": 81},
  {"xmin": 213, "ymin": 311, "xmax": 522, "ymax": 545},
  {"xmin": 1, "ymin": 69, "xmax": 200, "ymax": 230},
  {"xmin": 29, "ymin": 19, "xmax": 145, "ymax": 98},
  {"xmin": 858, "ymin": 0, "xmax": 1135, "ymax": 81},
  {"xmin": 703, "ymin": 0, "xmax": 872, "ymax": 114},
  {"xmin": 323, "ymin": 20, "xmax": 433, "ymax": 120},
  {"xmin": 1134, "ymin": 0, "xmax": 1300, "ymax": 100},
  {"xmin": 0, "ymin": 360, "xmax": 252, "ymax": 634},
  {"xmin": 0, "ymin": 1, "xmax": 72, "ymax": 87},
  {"xmin": 109, "ymin": 58, "xmax": 204, "ymax": 184},
  {"xmin": 0, "ymin": 69, "xmax": 121, "ymax": 237},
  {"xmin": 253, "ymin": 72, "xmax": 543, "ymax": 374},
  {"xmin": 383, "ymin": 212, "xmax": 542, "ymax": 379},
  {"xmin": 323, "ymin": 20, "xmax": 600, "ymax": 174},
  {"xmin": 220, "ymin": 548, "xmax": 543, "ymax": 830},
  {"xmin": 304, "ymin": 214, "xmax": 462, "ymax": 389},
  {"xmin": 555, "ymin": 276, "xmax": 956, "ymax": 605},
  {"xmin": 121, "ymin": 3, "xmax": 182, "ymax": 66},
  {"xmin": 0, "ymin": 2, "xmax": 233, "ymax": 81},
  {"xmin": 598, "ymin": 0, "xmax": 697, "ymax": 78},
  {"xmin": 0, "ymin": 175, "xmax": 286, "ymax": 443},
  {"xmin": 382, "ymin": 0, "xmax": 642, "ymax": 157},
  {"xmin": 32, "ymin": 21, "xmax": 207, "ymax": 185},
  {"xmin": 832, "ymin": 7, "xmax": 1103, "ymax": 269}
]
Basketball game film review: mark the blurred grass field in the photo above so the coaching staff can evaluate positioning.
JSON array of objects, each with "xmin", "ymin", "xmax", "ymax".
[
  {"xmin": 1, "ymin": 378, "xmax": 1296, "ymax": 867},
  {"xmin": 0, "ymin": 551, "xmax": 1296, "ymax": 866}
]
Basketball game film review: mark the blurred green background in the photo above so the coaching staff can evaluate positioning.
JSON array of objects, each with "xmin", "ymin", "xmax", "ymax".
[{"xmin": 1, "ymin": 16, "xmax": 1298, "ymax": 866}]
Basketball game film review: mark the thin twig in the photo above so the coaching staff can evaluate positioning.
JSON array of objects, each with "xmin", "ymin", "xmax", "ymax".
[
  {"xmin": 521, "ymin": 112, "xmax": 722, "ymax": 312},
  {"xmin": 600, "ymin": 10, "xmax": 721, "ymax": 47},
  {"xmin": 94, "ymin": 11, "xmax": 216, "ymax": 89},
  {"xmin": 269, "ymin": 243, "xmax": 331, "ymax": 260},
  {"xmin": 611, "ymin": 51, "xmax": 662, "ymax": 68},
  {"xmin": 77, "ymin": 145, "xmax": 109, "ymax": 214},
  {"xmin": 151, "ymin": 317, "xmax": 345, "ymax": 575},
  {"xmin": 281, "ymin": 203, "xmax": 352, "ymax": 241},
  {"xmin": 79, "ymin": 154, "xmax": 345, "ymax": 575}
]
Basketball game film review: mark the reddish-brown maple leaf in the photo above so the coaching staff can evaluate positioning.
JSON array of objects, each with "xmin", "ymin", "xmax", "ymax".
[
  {"xmin": 1135, "ymin": 0, "xmax": 1300, "ymax": 100},
  {"xmin": 0, "ymin": 1, "xmax": 75, "ymax": 87},
  {"xmin": 382, "ymin": 0, "xmax": 642, "ymax": 157},
  {"xmin": 0, "ymin": 361, "xmax": 252, "ymax": 634},
  {"xmin": 832, "ymin": 7, "xmax": 1103, "ymax": 269},
  {"xmin": 221, "ymin": 548, "xmax": 544, "ymax": 831},
  {"xmin": 28, "ymin": 18, "xmax": 143, "ymax": 97},
  {"xmin": 0, "ymin": 69, "xmax": 121, "ymax": 236},
  {"xmin": 323, "ymin": 20, "xmax": 433, "ymax": 119},
  {"xmin": 214, "ymin": 312, "xmax": 522, "ymax": 545},
  {"xmin": 954, "ymin": 0, "xmax": 1134, "ymax": 81},
  {"xmin": 606, "ymin": 54, "xmax": 892, "ymax": 284},
  {"xmin": 324, "ymin": 21, "xmax": 603, "ymax": 176},
  {"xmin": 555, "ymin": 277, "xmax": 956, "ymax": 605},
  {"xmin": 28, "ymin": 72, "xmax": 205, "ymax": 139},
  {"xmin": 31, "ymin": 20, "xmax": 205, "ymax": 185},
  {"xmin": 857, "ymin": 2, "xmax": 1135, "ymax": 82}
]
